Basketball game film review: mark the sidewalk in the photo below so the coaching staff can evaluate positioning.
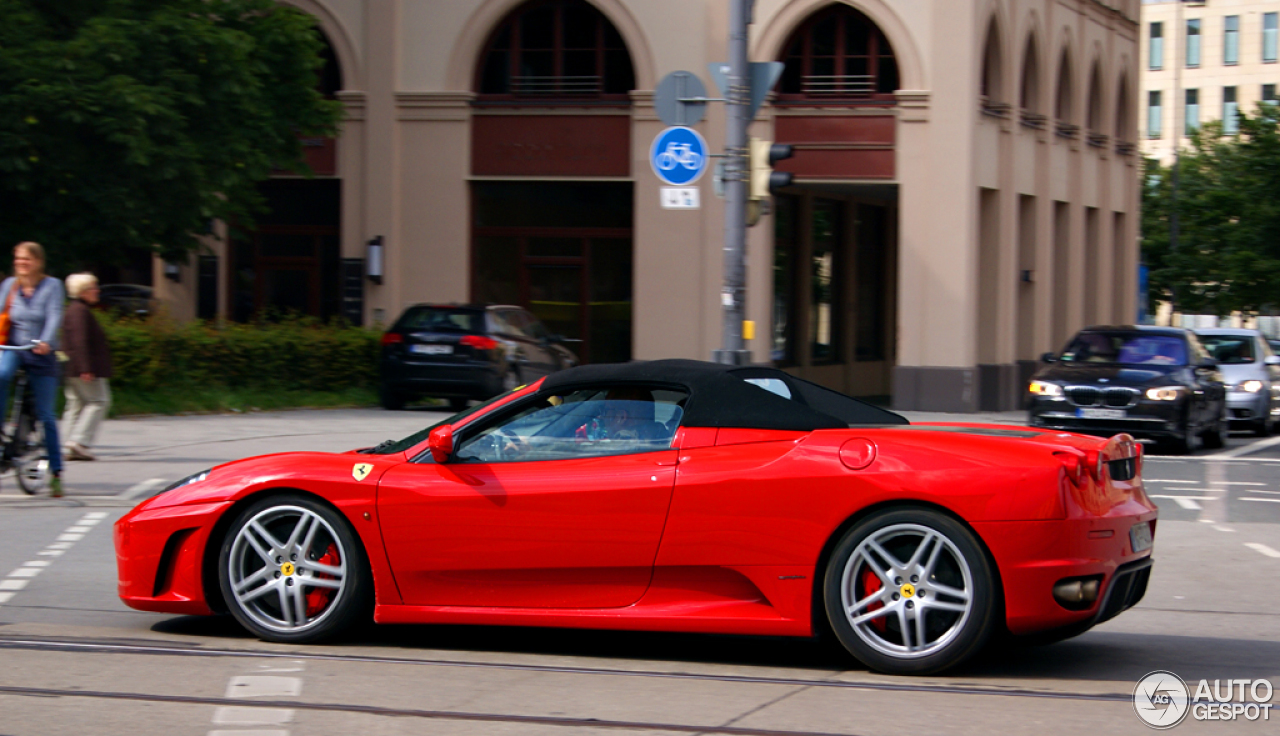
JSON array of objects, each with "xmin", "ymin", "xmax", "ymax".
[{"xmin": 0, "ymin": 406, "xmax": 1028, "ymax": 505}]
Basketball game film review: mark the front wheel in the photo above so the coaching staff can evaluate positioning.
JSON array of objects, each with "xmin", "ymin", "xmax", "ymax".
[
  {"xmin": 824, "ymin": 508, "xmax": 998, "ymax": 675},
  {"xmin": 217, "ymin": 494, "xmax": 371, "ymax": 643},
  {"xmin": 1201, "ymin": 412, "xmax": 1229, "ymax": 450},
  {"xmin": 14, "ymin": 413, "xmax": 47, "ymax": 495}
]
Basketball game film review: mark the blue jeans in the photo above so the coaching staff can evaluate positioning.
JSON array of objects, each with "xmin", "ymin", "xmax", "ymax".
[{"xmin": 0, "ymin": 350, "xmax": 62, "ymax": 475}]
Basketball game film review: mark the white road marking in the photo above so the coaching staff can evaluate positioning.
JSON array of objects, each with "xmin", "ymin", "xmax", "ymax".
[
  {"xmin": 1213, "ymin": 526, "xmax": 1236, "ymax": 533},
  {"xmin": 225, "ymin": 676, "xmax": 302, "ymax": 699},
  {"xmin": 1242, "ymin": 489, "xmax": 1280, "ymax": 495},
  {"xmin": 118, "ymin": 477, "xmax": 169, "ymax": 500},
  {"xmin": 1159, "ymin": 497, "xmax": 1202, "ymax": 510},
  {"xmin": 1212, "ymin": 434, "xmax": 1280, "ymax": 458},
  {"xmin": 1245, "ymin": 543, "xmax": 1280, "ymax": 559},
  {"xmin": 208, "ymin": 731, "xmax": 289, "ymax": 736},
  {"xmin": 0, "ymin": 512, "xmax": 108, "ymax": 608},
  {"xmin": 1146, "ymin": 479, "xmax": 1200, "ymax": 484},
  {"xmin": 1240, "ymin": 497, "xmax": 1280, "ymax": 503},
  {"xmin": 1209, "ymin": 481, "xmax": 1269, "ymax": 486},
  {"xmin": 212, "ymin": 707, "xmax": 294, "ymax": 725}
]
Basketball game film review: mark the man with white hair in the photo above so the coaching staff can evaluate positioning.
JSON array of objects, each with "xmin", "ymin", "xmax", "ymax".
[{"xmin": 61, "ymin": 272, "xmax": 112, "ymax": 461}]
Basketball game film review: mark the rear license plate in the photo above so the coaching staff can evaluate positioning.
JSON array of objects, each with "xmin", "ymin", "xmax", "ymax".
[
  {"xmin": 1078, "ymin": 407, "xmax": 1126, "ymax": 419},
  {"xmin": 410, "ymin": 344, "xmax": 453, "ymax": 355},
  {"xmin": 1130, "ymin": 522, "xmax": 1153, "ymax": 553}
]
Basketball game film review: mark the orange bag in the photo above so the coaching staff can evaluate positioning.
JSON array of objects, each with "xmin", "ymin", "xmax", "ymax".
[{"xmin": 0, "ymin": 282, "xmax": 14, "ymax": 342}]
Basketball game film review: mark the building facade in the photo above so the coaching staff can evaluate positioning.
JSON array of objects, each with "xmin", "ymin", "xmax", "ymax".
[
  {"xmin": 1142, "ymin": 0, "xmax": 1280, "ymax": 164},
  {"xmin": 154, "ymin": 0, "xmax": 1142, "ymax": 412}
]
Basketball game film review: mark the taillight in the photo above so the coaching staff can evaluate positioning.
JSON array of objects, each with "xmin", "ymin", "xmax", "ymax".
[
  {"xmin": 460, "ymin": 335, "xmax": 498, "ymax": 350},
  {"xmin": 381, "ymin": 333, "xmax": 403, "ymax": 346},
  {"xmin": 1053, "ymin": 450, "xmax": 1087, "ymax": 487}
]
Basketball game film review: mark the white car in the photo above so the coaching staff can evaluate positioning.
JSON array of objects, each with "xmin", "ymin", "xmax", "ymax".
[{"xmin": 1195, "ymin": 328, "xmax": 1280, "ymax": 436}]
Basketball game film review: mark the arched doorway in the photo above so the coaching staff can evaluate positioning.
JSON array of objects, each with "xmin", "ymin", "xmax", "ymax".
[
  {"xmin": 469, "ymin": 0, "xmax": 636, "ymax": 364},
  {"xmin": 227, "ymin": 31, "xmax": 344, "ymax": 322},
  {"xmin": 767, "ymin": 3, "xmax": 899, "ymax": 398}
]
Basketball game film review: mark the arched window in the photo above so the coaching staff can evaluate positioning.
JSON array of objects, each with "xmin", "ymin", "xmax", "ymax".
[
  {"xmin": 981, "ymin": 18, "xmax": 1003, "ymax": 101},
  {"xmin": 1086, "ymin": 63, "xmax": 1104, "ymax": 134},
  {"xmin": 1020, "ymin": 35, "xmax": 1040, "ymax": 113},
  {"xmin": 1115, "ymin": 74, "xmax": 1133, "ymax": 143},
  {"xmin": 317, "ymin": 32, "xmax": 343, "ymax": 99},
  {"xmin": 476, "ymin": 0, "xmax": 635, "ymax": 101},
  {"xmin": 1054, "ymin": 48, "xmax": 1073, "ymax": 123},
  {"xmin": 777, "ymin": 4, "xmax": 898, "ymax": 102}
]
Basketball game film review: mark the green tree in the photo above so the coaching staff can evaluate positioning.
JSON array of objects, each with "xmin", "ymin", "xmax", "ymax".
[
  {"xmin": 1142, "ymin": 107, "xmax": 1280, "ymax": 316},
  {"xmin": 0, "ymin": 0, "xmax": 341, "ymax": 269}
]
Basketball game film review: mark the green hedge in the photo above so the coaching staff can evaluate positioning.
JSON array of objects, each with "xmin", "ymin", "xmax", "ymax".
[{"xmin": 100, "ymin": 315, "xmax": 381, "ymax": 394}]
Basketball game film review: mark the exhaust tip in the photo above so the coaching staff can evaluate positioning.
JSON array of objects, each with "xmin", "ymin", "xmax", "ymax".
[{"xmin": 1053, "ymin": 576, "xmax": 1103, "ymax": 610}]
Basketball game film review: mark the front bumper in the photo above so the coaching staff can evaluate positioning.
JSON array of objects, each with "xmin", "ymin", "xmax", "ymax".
[
  {"xmin": 1225, "ymin": 391, "xmax": 1272, "ymax": 424},
  {"xmin": 114, "ymin": 500, "xmax": 232, "ymax": 615},
  {"xmin": 1028, "ymin": 397, "xmax": 1185, "ymax": 440}
]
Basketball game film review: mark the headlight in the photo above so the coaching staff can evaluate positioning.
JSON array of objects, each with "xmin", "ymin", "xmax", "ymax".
[
  {"xmin": 161, "ymin": 469, "xmax": 212, "ymax": 494},
  {"xmin": 1237, "ymin": 380, "xmax": 1264, "ymax": 393},
  {"xmin": 1145, "ymin": 386, "xmax": 1185, "ymax": 401},
  {"xmin": 1029, "ymin": 380, "xmax": 1063, "ymax": 397}
]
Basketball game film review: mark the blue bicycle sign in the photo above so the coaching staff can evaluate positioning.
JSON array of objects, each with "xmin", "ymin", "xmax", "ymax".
[{"xmin": 650, "ymin": 126, "xmax": 708, "ymax": 186}]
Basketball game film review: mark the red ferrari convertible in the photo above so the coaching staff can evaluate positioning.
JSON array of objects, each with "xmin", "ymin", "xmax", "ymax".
[{"xmin": 115, "ymin": 360, "xmax": 1156, "ymax": 675}]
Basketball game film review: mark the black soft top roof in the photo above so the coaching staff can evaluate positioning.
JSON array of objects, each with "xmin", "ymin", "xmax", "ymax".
[{"xmin": 540, "ymin": 359, "xmax": 908, "ymax": 431}]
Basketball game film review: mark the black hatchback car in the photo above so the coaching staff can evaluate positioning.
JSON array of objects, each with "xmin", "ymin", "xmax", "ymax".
[
  {"xmin": 1028, "ymin": 325, "xmax": 1228, "ymax": 453},
  {"xmin": 379, "ymin": 304, "xmax": 578, "ymax": 410}
]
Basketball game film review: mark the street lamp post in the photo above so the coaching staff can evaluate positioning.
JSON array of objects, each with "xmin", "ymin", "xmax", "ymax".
[{"xmin": 713, "ymin": 0, "xmax": 753, "ymax": 366}]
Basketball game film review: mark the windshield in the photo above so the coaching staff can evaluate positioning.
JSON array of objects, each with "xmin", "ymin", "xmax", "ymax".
[
  {"xmin": 394, "ymin": 307, "xmax": 484, "ymax": 333},
  {"xmin": 360, "ymin": 389, "xmax": 523, "ymax": 455},
  {"xmin": 1060, "ymin": 333, "xmax": 1188, "ymax": 366},
  {"xmin": 1198, "ymin": 335, "xmax": 1255, "ymax": 364}
]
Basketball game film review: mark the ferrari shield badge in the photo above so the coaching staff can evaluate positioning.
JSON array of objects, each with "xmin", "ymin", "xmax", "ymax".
[{"xmin": 352, "ymin": 463, "xmax": 374, "ymax": 482}]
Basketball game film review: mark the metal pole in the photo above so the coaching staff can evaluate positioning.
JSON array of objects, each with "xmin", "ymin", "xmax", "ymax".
[
  {"xmin": 1169, "ymin": 0, "xmax": 1183, "ymax": 315},
  {"xmin": 714, "ymin": 0, "xmax": 752, "ymax": 365}
]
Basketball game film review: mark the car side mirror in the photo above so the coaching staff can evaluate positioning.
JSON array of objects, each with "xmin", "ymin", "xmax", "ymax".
[
  {"xmin": 1040, "ymin": 352, "xmax": 1057, "ymax": 363},
  {"xmin": 1266, "ymin": 355, "xmax": 1280, "ymax": 366},
  {"xmin": 428, "ymin": 425, "xmax": 454, "ymax": 463},
  {"xmin": 1198, "ymin": 357, "xmax": 1218, "ymax": 370}
]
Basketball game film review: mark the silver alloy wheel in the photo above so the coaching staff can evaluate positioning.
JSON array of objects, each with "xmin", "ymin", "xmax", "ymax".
[
  {"xmin": 839, "ymin": 523, "xmax": 975, "ymax": 659},
  {"xmin": 227, "ymin": 504, "xmax": 348, "ymax": 634},
  {"xmin": 15, "ymin": 455, "xmax": 49, "ymax": 495}
]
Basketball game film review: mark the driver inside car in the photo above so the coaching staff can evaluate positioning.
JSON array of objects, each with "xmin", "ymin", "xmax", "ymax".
[{"xmin": 489, "ymin": 387, "xmax": 669, "ymax": 460}]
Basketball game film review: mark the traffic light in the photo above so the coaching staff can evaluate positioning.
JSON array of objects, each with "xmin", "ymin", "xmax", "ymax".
[{"xmin": 749, "ymin": 138, "xmax": 794, "ymax": 200}]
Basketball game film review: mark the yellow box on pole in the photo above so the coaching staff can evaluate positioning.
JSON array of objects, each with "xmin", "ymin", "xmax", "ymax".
[{"xmin": 742, "ymin": 320, "xmax": 755, "ymax": 341}]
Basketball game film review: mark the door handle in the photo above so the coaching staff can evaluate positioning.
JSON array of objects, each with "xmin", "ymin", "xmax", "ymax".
[{"xmin": 654, "ymin": 457, "xmax": 678, "ymax": 467}]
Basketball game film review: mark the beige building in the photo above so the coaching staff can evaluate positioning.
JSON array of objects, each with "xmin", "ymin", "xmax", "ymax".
[
  {"xmin": 1142, "ymin": 0, "xmax": 1280, "ymax": 164},
  {"xmin": 155, "ymin": 0, "xmax": 1142, "ymax": 412}
]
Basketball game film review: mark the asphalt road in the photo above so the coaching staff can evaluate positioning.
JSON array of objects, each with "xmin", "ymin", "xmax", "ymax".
[{"xmin": 0, "ymin": 408, "xmax": 1277, "ymax": 735}]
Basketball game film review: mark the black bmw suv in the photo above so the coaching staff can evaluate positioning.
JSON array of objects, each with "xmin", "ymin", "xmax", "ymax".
[
  {"xmin": 379, "ymin": 304, "xmax": 578, "ymax": 411},
  {"xmin": 1028, "ymin": 326, "xmax": 1228, "ymax": 453}
]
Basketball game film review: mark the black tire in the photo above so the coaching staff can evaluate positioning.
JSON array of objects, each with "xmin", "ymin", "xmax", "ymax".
[
  {"xmin": 448, "ymin": 397, "xmax": 469, "ymax": 412},
  {"xmin": 1166, "ymin": 415, "xmax": 1197, "ymax": 455},
  {"xmin": 823, "ymin": 508, "xmax": 998, "ymax": 675},
  {"xmin": 1201, "ymin": 411, "xmax": 1229, "ymax": 450},
  {"xmin": 14, "ymin": 412, "xmax": 47, "ymax": 495},
  {"xmin": 217, "ymin": 494, "xmax": 371, "ymax": 643},
  {"xmin": 1255, "ymin": 416, "xmax": 1274, "ymax": 438},
  {"xmin": 379, "ymin": 384, "xmax": 406, "ymax": 411}
]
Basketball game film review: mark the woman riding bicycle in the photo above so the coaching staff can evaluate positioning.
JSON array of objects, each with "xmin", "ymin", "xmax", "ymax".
[{"xmin": 0, "ymin": 242, "xmax": 65, "ymax": 497}]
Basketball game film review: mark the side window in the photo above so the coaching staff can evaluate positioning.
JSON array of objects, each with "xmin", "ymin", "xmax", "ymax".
[
  {"xmin": 488, "ymin": 311, "xmax": 515, "ymax": 336},
  {"xmin": 523, "ymin": 311, "xmax": 551, "ymax": 341},
  {"xmin": 452, "ymin": 386, "xmax": 687, "ymax": 463}
]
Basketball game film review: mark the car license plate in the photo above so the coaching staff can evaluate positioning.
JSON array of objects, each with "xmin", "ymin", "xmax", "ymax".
[
  {"xmin": 1078, "ymin": 407, "xmax": 1126, "ymax": 419},
  {"xmin": 1130, "ymin": 522, "xmax": 1153, "ymax": 553},
  {"xmin": 410, "ymin": 344, "xmax": 453, "ymax": 355}
]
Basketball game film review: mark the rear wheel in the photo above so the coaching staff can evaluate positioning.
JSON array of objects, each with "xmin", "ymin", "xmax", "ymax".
[
  {"xmin": 824, "ymin": 508, "xmax": 998, "ymax": 675},
  {"xmin": 448, "ymin": 397, "xmax": 469, "ymax": 412},
  {"xmin": 217, "ymin": 494, "xmax": 371, "ymax": 643},
  {"xmin": 379, "ymin": 383, "xmax": 406, "ymax": 411}
]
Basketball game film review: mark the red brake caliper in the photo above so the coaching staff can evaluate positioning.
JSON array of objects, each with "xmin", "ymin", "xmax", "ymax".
[
  {"xmin": 305, "ymin": 544, "xmax": 340, "ymax": 617},
  {"xmin": 860, "ymin": 568, "xmax": 888, "ymax": 632}
]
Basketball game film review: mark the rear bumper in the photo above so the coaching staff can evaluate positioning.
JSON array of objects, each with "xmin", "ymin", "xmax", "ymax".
[
  {"xmin": 381, "ymin": 358, "xmax": 503, "ymax": 399},
  {"xmin": 974, "ymin": 511, "xmax": 1157, "ymax": 636}
]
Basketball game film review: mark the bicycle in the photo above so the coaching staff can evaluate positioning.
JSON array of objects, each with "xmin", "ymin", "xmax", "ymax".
[{"xmin": 0, "ymin": 341, "xmax": 51, "ymax": 495}]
